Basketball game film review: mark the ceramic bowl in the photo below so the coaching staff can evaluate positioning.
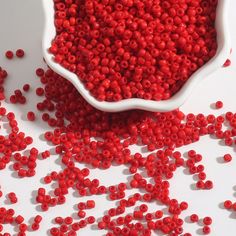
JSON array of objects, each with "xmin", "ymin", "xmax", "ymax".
[{"xmin": 42, "ymin": 0, "xmax": 231, "ymax": 112}]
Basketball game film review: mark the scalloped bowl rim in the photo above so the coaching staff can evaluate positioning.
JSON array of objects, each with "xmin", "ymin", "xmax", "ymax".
[{"xmin": 42, "ymin": 0, "xmax": 231, "ymax": 112}]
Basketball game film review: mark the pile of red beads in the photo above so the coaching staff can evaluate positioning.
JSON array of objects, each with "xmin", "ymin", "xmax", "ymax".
[
  {"xmin": 1, "ymin": 49, "xmax": 236, "ymax": 235},
  {"xmin": 50, "ymin": 0, "xmax": 218, "ymax": 102}
]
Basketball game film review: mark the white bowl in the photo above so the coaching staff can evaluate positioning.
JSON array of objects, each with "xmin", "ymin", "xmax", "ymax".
[{"xmin": 42, "ymin": 0, "xmax": 231, "ymax": 112}]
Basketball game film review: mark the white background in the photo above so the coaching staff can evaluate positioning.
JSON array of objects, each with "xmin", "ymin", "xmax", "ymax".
[{"xmin": 0, "ymin": 1, "xmax": 236, "ymax": 235}]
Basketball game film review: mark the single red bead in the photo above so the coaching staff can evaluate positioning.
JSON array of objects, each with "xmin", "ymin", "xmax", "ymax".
[
  {"xmin": 224, "ymin": 200, "xmax": 232, "ymax": 209},
  {"xmin": 204, "ymin": 180, "xmax": 213, "ymax": 190},
  {"xmin": 203, "ymin": 217, "xmax": 212, "ymax": 225},
  {"xmin": 55, "ymin": 217, "xmax": 63, "ymax": 224},
  {"xmin": 5, "ymin": 50, "xmax": 14, "ymax": 59},
  {"xmin": 64, "ymin": 217, "xmax": 73, "ymax": 225},
  {"xmin": 23, "ymin": 84, "xmax": 30, "ymax": 91},
  {"xmin": 31, "ymin": 223, "xmax": 40, "ymax": 231},
  {"xmin": 223, "ymin": 154, "xmax": 232, "ymax": 162},
  {"xmin": 16, "ymin": 49, "xmax": 25, "ymax": 58},
  {"xmin": 77, "ymin": 210, "xmax": 86, "ymax": 218},
  {"xmin": 202, "ymin": 226, "xmax": 211, "ymax": 234},
  {"xmin": 15, "ymin": 215, "xmax": 24, "ymax": 224},
  {"xmin": 98, "ymin": 221, "xmax": 106, "ymax": 229},
  {"xmin": 86, "ymin": 200, "xmax": 95, "ymax": 209},
  {"xmin": 215, "ymin": 101, "xmax": 223, "ymax": 109},
  {"xmin": 190, "ymin": 214, "xmax": 199, "ymax": 223},
  {"xmin": 27, "ymin": 111, "xmax": 36, "ymax": 121},
  {"xmin": 87, "ymin": 216, "xmax": 95, "ymax": 224},
  {"xmin": 34, "ymin": 215, "xmax": 43, "ymax": 223}
]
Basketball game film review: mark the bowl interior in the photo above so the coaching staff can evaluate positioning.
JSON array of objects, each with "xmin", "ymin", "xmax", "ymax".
[{"xmin": 42, "ymin": 0, "xmax": 231, "ymax": 112}]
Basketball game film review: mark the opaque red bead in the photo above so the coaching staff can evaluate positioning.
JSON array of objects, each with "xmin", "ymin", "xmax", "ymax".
[
  {"xmin": 86, "ymin": 200, "xmax": 95, "ymax": 209},
  {"xmin": 223, "ymin": 154, "xmax": 232, "ymax": 162},
  {"xmin": 203, "ymin": 217, "xmax": 212, "ymax": 225},
  {"xmin": 16, "ymin": 49, "xmax": 25, "ymax": 58},
  {"xmin": 224, "ymin": 200, "xmax": 232, "ymax": 209},
  {"xmin": 27, "ymin": 111, "xmax": 36, "ymax": 121},
  {"xmin": 5, "ymin": 51, "xmax": 14, "ymax": 59},
  {"xmin": 202, "ymin": 226, "xmax": 211, "ymax": 234},
  {"xmin": 215, "ymin": 101, "xmax": 223, "ymax": 109},
  {"xmin": 15, "ymin": 215, "xmax": 24, "ymax": 224},
  {"xmin": 190, "ymin": 214, "xmax": 199, "ymax": 223},
  {"xmin": 31, "ymin": 223, "xmax": 40, "ymax": 231},
  {"xmin": 34, "ymin": 215, "xmax": 43, "ymax": 223}
]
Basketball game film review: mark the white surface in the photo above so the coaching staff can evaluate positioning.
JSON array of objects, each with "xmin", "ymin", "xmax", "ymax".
[
  {"xmin": 43, "ymin": 0, "xmax": 231, "ymax": 113},
  {"xmin": 0, "ymin": 1, "xmax": 236, "ymax": 236}
]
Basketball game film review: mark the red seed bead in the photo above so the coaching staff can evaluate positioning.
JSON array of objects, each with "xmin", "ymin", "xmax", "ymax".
[
  {"xmin": 139, "ymin": 204, "xmax": 148, "ymax": 212},
  {"xmin": 133, "ymin": 211, "xmax": 143, "ymax": 219},
  {"xmin": 5, "ymin": 50, "xmax": 14, "ymax": 59},
  {"xmin": 15, "ymin": 215, "xmax": 24, "ymax": 224},
  {"xmin": 27, "ymin": 111, "xmax": 36, "ymax": 121},
  {"xmin": 224, "ymin": 200, "xmax": 232, "ymax": 209},
  {"xmin": 98, "ymin": 221, "xmax": 106, "ymax": 229},
  {"xmin": 38, "ymin": 188, "xmax": 46, "ymax": 196},
  {"xmin": 86, "ymin": 200, "xmax": 95, "ymax": 209},
  {"xmin": 16, "ymin": 49, "xmax": 25, "ymax": 58},
  {"xmin": 60, "ymin": 223, "xmax": 69, "ymax": 232},
  {"xmin": 223, "ymin": 154, "xmax": 232, "ymax": 162},
  {"xmin": 204, "ymin": 180, "xmax": 213, "ymax": 190},
  {"xmin": 155, "ymin": 210, "xmax": 163, "ymax": 219},
  {"xmin": 19, "ymin": 223, "xmax": 28, "ymax": 232},
  {"xmin": 203, "ymin": 217, "xmax": 212, "ymax": 225},
  {"xmin": 64, "ymin": 217, "xmax": 73, "ymax": 225},
  {"xmin": 190, "ymin": 214, "xmax": 199, "ymax": 223},
  {"xmin": 180, "ymin": 202, "xmax": 188, "ymax": 210},
  {"xmin": 34, "ymin": 215, "xmax": 43, "ymax": 223},
  {"xmin": 223, "ymin": 59, "xmax": 231, "ymax": 67},
  {"xmin": 215, "ymin": 101, "xmax": 223, "ymax": 109},
  {"xmin": 78, "ymin": 210, "xmax": 86, "ymax": 218},
  {"xmin": 87, "ymin": 216, "xmax": 95, "ymax": 224},
  {"xmin": 50, "ymin": 227, "xmax": 59, "ymax": 235},
  {"xmin": 71, "ymin": 223, "xmax": 80, "ymax": 231},
  {"xmin": 41, "ymin": 203, "xmax": 49, "ymax": 211},
  {"xmin": 31, "ymin": 223, "xmax": 40, "ymax": 231},
  {"xmin": 196, "ymin": 181, "xmax": 205, "ymax": 189},
  {"xmin": 198, "ymin": 172, "xmax": 206, "ymax": 180},
  {"xmin": 55, "ymin": 217, "xmax": 63, "ymax": 224},
  {"xmin": 23, "ymin": 84, "xmax": 30, "ymax": 92},
  {"xmin": 44, "ymin": 176, "xmax": 52, "ymax": 184},
  {"xmin": 36, "ymin": 68, "xmax": 45, "ymax": 77},
  {"xmin": 202, "ymin": 226, "xmax": 211, "ymax": 234},
  {"xmin": 36, "ymin": 87, "xmax": 44, "ymax": 96}
]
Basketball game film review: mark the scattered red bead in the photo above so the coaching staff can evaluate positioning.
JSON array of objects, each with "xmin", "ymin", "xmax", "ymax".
[
  {"xmin": 27, "ymin": 111, "xmax": 36, "ymax": 121},
  {"xmin": 23, "ymin": 84, "xmax": 30, "ymax": 92},
  {"xmin": 16, "ymin": 49, "xmax": 25, "ymax": 58},
  {"xmin": 224, "ymin": 200, "xmax": 232, "ymax": 209},
  {"xmin": 190, "ymin": 214, "xmax": 199, "ymax": 223},
  {"xmin": 215, "ymin": 101, "xmax": 223, "ymax": 109},
  {"xmin": 203, "ymin": 216, "xmax": 212, "ymax": 226},
  {"xmin": 202, "ymin": 225, "xmax": 211, "ymax": 234},
  {"xmin": 5, "ymin": 51, "xmax": 14, "ymax": 59},
  {"xmin": 223, "ymin": 154, "xmax": 232, "ymax": 162}
]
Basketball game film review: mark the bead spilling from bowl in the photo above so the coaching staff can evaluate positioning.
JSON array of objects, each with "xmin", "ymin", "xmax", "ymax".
[{"xmin": 42, "ymin": 0, "xmax": 230, "ymax": 112}]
